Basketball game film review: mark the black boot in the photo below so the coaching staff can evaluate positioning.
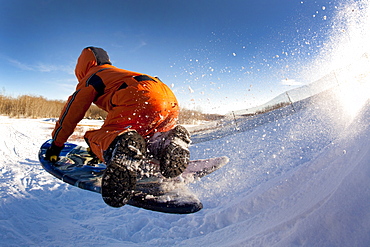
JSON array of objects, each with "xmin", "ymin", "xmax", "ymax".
[
  {"xmin": 147, "ymin": 125, "xmax": 191, "ymax": 178},
  {"xmin": 101, "ymin": 130, "xmax": 146, "ymax": 208}
]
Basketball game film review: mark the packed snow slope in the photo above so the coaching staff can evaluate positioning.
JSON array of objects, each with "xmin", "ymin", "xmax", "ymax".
[{"xmin": 1, "ymin": 87, "xmax": 370, "ymax": 246}]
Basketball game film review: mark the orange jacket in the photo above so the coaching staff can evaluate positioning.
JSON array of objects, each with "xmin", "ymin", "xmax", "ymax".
[{"xmin": 52, "ymin": 47, "xmax": 179, "ymax": 147}]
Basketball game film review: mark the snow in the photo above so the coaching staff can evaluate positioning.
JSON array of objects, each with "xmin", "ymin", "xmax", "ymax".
[{"xmin": 1, "ymin": 86, "xmax": 370, "ymax": 246}]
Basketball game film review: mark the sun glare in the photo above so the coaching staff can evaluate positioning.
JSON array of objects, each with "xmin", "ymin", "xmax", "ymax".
[
  {"xmin": 314, "ymin": 0, "xmax": 370, "ymax": 122},
  {"xmin": 335, "ymin": 66, "xmax": 370, "ymax": 120}
]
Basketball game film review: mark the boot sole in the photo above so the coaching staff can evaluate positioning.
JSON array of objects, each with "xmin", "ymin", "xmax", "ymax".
[
  {"xmin": 101, "ymin": 157, "xmax": 138, "ymax": 207},
  {"xmin": 160, "ymin": 143, "xmax": 190, "ymax": 178},
  {"xmin": 160, "ymin": 125, "xmax": 191, "ymax": 178},
  {"xmin": 101, "ymin": 131, "xmax": 146, "ymax": 208}
]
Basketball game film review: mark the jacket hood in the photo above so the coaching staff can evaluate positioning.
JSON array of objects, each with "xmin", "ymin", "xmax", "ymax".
[{"xmin": 75, "ymin": 47, "xmax": 111, "ymax": 81}]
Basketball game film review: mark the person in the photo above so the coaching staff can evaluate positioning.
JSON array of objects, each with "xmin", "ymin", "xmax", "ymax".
[{"xmin": 45, "ymin": 46, "xmax": 191, "ymax": 207}]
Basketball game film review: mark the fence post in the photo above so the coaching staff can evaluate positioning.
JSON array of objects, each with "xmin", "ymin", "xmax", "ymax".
[
  {"xmin": 232, "ymin": 111, "xmax": 240, "ymax": 131},
  {"xmin": 286, "ymin": 92, "xmax": 296, "ymax": 112}
]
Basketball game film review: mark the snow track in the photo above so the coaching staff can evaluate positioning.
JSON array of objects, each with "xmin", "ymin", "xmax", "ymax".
[{"xmin": 1, "ymin": 98, "xmax": 370, "ymax": 246}]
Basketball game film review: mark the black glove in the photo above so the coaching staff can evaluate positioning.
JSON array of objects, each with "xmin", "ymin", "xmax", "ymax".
[{"xmin": 45, "ymin": 142, "xmax": 64, "ymax": 162}]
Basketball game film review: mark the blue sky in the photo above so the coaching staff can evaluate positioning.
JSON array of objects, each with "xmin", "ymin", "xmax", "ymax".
[{"xmin": 0, "ymin": 0, "xmax": 348, "ymax": 113}]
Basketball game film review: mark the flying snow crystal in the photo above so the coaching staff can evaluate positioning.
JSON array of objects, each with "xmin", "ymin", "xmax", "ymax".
[
  {"xmin": 170, "ymin": 83, "xmax": 174, "ymax": 88},
  {"xmin": 188, "ymin": 86, "xmax": 194, "ymax": 93},
  {"xmin": 322, "ymin": 6, "xmax": 326, "ymax": 10},
  {"xmin": 232, "ymin": 53, "xmax": 237, "ymax": 57}
]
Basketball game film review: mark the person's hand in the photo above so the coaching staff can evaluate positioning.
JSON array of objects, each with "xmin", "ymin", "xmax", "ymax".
[{"xmin": 45, "ymin": 142, "xmax": 64, "ymax": 162}]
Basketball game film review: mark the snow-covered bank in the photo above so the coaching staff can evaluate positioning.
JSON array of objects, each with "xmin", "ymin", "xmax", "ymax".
[
  {"xmin": 1, "ymin": 96, "xmax": 370, "ymax": 246},
  {"xmin": 187, "ymin": 101, "xmax": 370, "ymax": 247}
]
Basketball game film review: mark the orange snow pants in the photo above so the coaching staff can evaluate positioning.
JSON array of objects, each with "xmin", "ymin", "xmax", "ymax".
[{"xmin": 84, "ymin": 88, "xmax": 179, "ymax": 162}]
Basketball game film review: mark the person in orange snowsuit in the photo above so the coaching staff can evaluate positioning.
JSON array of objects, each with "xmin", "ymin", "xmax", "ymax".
[{"xmin": 45, "ymin": 47, "xmax": 190, "ymax": 207}]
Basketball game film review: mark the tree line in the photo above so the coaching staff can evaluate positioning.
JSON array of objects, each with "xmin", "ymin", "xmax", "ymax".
[{"xmin": 0, "ymin": 93, "xmax": 223, "ymax": 124}]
